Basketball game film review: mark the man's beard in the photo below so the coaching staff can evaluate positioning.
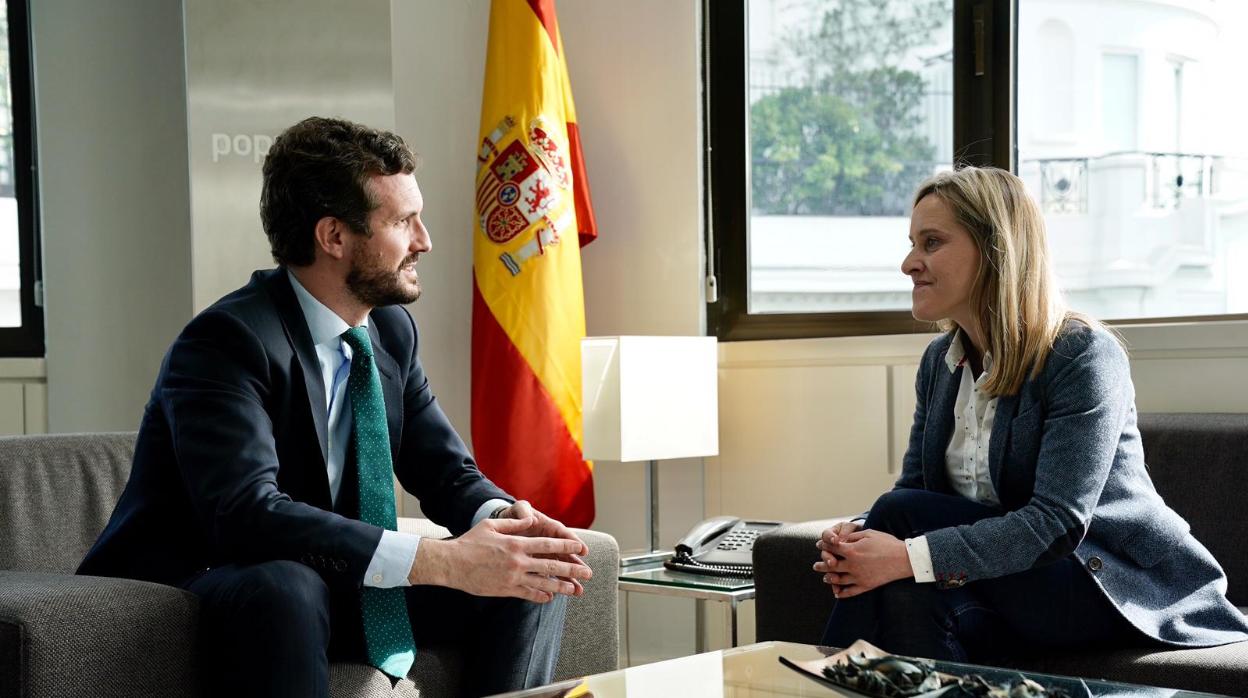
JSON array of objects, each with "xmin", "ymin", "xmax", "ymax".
[{"xmin": 346, "ymin": 247, "xmax": 422, "ymax": 308}]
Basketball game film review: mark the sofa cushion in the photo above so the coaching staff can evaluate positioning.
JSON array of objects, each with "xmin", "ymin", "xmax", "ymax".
[{"xmin": 1137, "ymin": 413, "xmax": 1248, "ymax": 607}]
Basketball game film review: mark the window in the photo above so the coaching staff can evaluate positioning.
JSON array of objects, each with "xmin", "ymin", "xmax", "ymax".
[
  {"xmin": 0, "ymin": 0, "xmax": 39, "ymax": 355},
  {"xmin": 1099, "ymin": 53, "xmax": 1137, "ymax": 153},
  {"xmin": 746, "ymin": 0, "xmax": 952, "ymax": 317},
  {"xmin": 1031, "ymin": 19, "xmax": 1073, "ymax": 139},
  {"xmin": 707, "ymin": 0, "xmax": 1248, "ymax": 340}
]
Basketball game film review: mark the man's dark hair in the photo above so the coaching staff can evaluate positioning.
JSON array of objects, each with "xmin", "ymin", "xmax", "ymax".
[{"xmin": 260, "ymin": 116, "xmax": 417, "ymax": 266}]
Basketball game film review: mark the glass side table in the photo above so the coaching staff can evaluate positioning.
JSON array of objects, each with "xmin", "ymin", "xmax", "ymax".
[{"xmin": 617, "ymin": 561, "xmax": 754, "ymax": 665}]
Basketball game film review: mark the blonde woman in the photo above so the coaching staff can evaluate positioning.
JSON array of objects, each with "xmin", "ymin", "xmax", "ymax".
[{"xmin": 816, "ymin": 166, "xmax": 1248, "ymax": 661}]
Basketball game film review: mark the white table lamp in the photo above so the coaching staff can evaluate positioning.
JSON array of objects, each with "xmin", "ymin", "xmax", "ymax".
[{"xmin": 581, "ymin": 336, "xmax": 719, "ymax": 562}]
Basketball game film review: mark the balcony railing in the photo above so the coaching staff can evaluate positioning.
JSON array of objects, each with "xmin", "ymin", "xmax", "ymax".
[
  {"xmin": 1034, "ymin": 157, "xmax": 1088, "ymax": 214},
  {"xmin": 1024, "ymin": 151, "xmax": 1228, "ymax": 216}
]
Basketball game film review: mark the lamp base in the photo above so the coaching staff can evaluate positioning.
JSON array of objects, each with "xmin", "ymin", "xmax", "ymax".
[{"xmin": 619, "ymin": 549, "xmax": 672, "ymax": 568}]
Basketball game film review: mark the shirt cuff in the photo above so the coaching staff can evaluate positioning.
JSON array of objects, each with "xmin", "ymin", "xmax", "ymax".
[
  {"xmin": 363, "ymin": 530, "xmax": 421, "ymax": 588},
  {"xmin": 905, "ymin": 535, "xmax": 936, "ymax": 583},
  {"xmin": 472, "ymin": 498, "xmax": 513, "ymax": 527}
]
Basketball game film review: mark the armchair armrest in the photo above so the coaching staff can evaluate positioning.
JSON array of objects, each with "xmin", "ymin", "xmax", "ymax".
[
  {"xmin": 555, "ymin": 527, "xmax": 619, "ymax": 678},
  {"xmin": 0, "ymin": 571, "xmax": 199, "ymax": 698},
  {"xmin": 396, "ymin": 517, "xmax": 620, "ymax": 678},
  {"xmin": 753, "ymin": 519, "xmax": 844, "ymax": 645}
]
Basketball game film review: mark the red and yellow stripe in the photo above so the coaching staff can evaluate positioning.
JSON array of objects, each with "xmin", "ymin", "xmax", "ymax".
[{"xmin": 471, "ymin": 0, "xmax": 596, "ymax": 527}]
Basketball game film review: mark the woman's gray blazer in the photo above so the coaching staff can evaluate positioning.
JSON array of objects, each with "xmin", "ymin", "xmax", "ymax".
[{"xmin": 899, "ymin": 321, "xmax": 1248, "ymax": 647}]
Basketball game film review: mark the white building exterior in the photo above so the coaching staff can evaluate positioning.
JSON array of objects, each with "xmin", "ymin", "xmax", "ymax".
[{"xmin": 750, "ymin": 0, "xmax": 1248, "ymax": 320}]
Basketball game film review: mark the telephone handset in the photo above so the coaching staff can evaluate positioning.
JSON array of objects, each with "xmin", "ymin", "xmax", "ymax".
[{"xmin": 663, "ymin": 516, "xmax": 783, "ymax": 577}]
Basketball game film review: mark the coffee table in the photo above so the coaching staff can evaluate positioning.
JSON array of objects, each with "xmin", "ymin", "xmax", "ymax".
[{"xmin": 488, "ymin": 640, "xmax": 1232, "ymax": 697}]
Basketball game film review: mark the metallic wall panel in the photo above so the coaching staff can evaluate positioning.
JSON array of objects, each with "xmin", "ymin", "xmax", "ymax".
[{"xmin": 185, "ymin": 0, "xmax": 393, "ymax": 311}]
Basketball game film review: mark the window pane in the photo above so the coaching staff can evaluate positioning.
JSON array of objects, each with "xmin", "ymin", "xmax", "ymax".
[
  {"xmin": 747, "ymin": 0, "xmax": 953, "ymax": 314},
  {"xmin": 0, "ymin": 1, "xmax": 18, "ymax": 328},
  {"xmin": 1019, "ymin": 1, "xmax": 1248, "ymax": 320},
  {"xmin": 1100, "ymin": 53, "xmax": 1138, "ymax": 152}
]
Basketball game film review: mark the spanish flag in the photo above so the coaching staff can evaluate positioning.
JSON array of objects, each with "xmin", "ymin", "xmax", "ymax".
[{"xmin": 471, "ymin": 0, "xmax": 597, "ymax": 527}]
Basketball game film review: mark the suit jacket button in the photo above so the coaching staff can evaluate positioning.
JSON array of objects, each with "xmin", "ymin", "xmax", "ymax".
[{"xmin": 1087, "ymin": 556, "xmax": 1103, "ymax": 572}]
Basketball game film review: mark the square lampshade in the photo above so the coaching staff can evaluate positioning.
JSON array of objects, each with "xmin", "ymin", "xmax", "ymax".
[{"xmin": 581, "ymin": 336, "xmax": 719, "ymax": 462}]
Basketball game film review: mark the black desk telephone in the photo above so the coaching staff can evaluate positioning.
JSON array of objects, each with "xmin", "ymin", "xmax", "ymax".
[{"xmin": 663, "ymin": 516, "xmax": 783, "ymax": 577}]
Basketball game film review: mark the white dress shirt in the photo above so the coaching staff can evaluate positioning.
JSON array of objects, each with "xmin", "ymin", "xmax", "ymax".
[
  {"xmin": 288, "ymin": 271, "xmax": 506, "ymax": 588},
  {"xmin": 904, "ymin": 331, "xmax": 1000, "ymax": 583}
]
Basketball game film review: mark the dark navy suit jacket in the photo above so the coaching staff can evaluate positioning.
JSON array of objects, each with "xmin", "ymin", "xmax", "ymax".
[
  {"xmin": 78, "ymin": 269, "xmax": 509, "ymax": 589},
  {"xmin": 899, "ymin": 321, "xmax": 1248, "ymax": 647}
]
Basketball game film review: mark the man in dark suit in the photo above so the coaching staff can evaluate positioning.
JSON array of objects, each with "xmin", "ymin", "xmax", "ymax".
[{"xmin": 78, "ymin": 116, "xmax": 593, "ymax": 697}]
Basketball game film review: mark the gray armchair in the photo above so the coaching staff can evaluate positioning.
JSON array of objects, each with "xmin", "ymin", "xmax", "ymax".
[{"xmin": 0, "ymin": 433, "xmax": 619, "ymax": 697}]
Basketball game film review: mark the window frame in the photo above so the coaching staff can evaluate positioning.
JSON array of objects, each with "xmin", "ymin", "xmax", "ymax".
[
  {"xmin": 705, "ymin": 0, "xmax": 1246, "ymax": 342},
  {"xmin": 0, "ymin": 0, "xmax": 42, "ymax": 356}
]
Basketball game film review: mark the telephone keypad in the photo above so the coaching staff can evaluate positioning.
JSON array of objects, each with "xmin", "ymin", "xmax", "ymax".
[{"xmin": 715, "ymin": 528, "xmax": 762, "ymax": 551}]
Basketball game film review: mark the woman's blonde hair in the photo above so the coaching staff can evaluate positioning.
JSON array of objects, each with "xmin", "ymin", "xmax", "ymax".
[{"xmin": 912, "ymin": 166, "xmax": 1100, "ymax": 396}]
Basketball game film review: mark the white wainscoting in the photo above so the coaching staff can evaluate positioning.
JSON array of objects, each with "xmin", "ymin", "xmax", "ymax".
[
  {"xmin": 711, "ymin": 332, "xmax": 935, "ymax": 524},
  {"xmin": 0, "ymin": 359, "xmax": 47, "ymax": 435}
]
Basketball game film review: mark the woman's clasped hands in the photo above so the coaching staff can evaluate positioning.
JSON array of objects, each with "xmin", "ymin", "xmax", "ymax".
[{"xmin": 814, "ymin": 520, "xmax": 914, "ymax": 598}]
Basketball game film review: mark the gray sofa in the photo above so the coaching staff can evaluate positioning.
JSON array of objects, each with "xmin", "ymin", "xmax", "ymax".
[
  {"xmin": 754, "ymin": 413, "xmax": 1248, "ymax": 696},
  {"xmin": 0, "ymin": 432, "xmax": 620, "ymax": 698}
]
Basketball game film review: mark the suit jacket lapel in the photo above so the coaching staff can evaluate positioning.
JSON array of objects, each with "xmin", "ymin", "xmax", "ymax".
[
  {"xmin": 923, "ymin": 363, "xmax": 958, "ymax": 494},
  {"xmin": 265, "ymin": 270, "xmax": 331, "ymax": 470},
  {"xmin": 988, "ymin": 392, "xmax": 1020, "ymax": 496},
  {"xmin": 367, "ymin": 322, "xmax": 404, "ymax": 460}
]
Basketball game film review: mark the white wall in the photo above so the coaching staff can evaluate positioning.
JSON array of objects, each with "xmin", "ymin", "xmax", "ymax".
[
  {"xmin": 390, "ymin": 0, "xmax": 485, "ymax": 451},
  {"xmin": 32, "ymin": 0, "xmax": 194, "ymax": 432}
]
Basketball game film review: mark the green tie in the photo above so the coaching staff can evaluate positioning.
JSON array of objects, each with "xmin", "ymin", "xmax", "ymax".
[{"xmin": 342, "ymin": 327, "xmax": 415, "ymax": 679}]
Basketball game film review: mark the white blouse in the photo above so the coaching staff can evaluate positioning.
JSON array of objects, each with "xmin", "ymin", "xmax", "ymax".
[{"xmin": 904, "ymin": 332, "xmax": 1000, "ymax": 583}]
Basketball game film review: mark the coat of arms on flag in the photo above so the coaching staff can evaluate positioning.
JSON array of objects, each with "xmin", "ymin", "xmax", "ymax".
[{"xmin": 477, "ymin": 117, "xmax": 574, "ymax": 276}]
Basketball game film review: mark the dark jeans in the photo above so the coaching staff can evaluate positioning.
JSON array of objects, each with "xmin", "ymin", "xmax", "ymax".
[
  {"xmin": 821, "ymin": 488, "xmax": 1141, "ymax": 663},
  {"xmin": 184, "ymin": 559, "xmax": 567, "ymax": 698}
]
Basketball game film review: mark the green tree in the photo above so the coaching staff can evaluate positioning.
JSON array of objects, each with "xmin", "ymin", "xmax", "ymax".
[{"xmin": 751, "ymin": 0, "xmax": 949, "ymax": 215}]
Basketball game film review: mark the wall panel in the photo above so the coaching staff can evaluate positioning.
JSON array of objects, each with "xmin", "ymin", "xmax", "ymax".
[
  {"xmin": 714, "ymin": 364, "xmax": 893, "ymax": 523},
  {"xmin": 33, "ymin": 0, "xmax": 193, "ymax": 433},
  {"xmin": 0, "ymin": 383, "xmax": 25, "ymax": 435},
  {"xmin": 21, "ymin": 383, "xmax": 45, "ymax": 434},
  {"xmin": 1132, "ymin": 357, "xmax": 1248, "ymax": 412},
  {"xmin": 890, "ymin": 363, "xmax": 919, "ymax": 473}
]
